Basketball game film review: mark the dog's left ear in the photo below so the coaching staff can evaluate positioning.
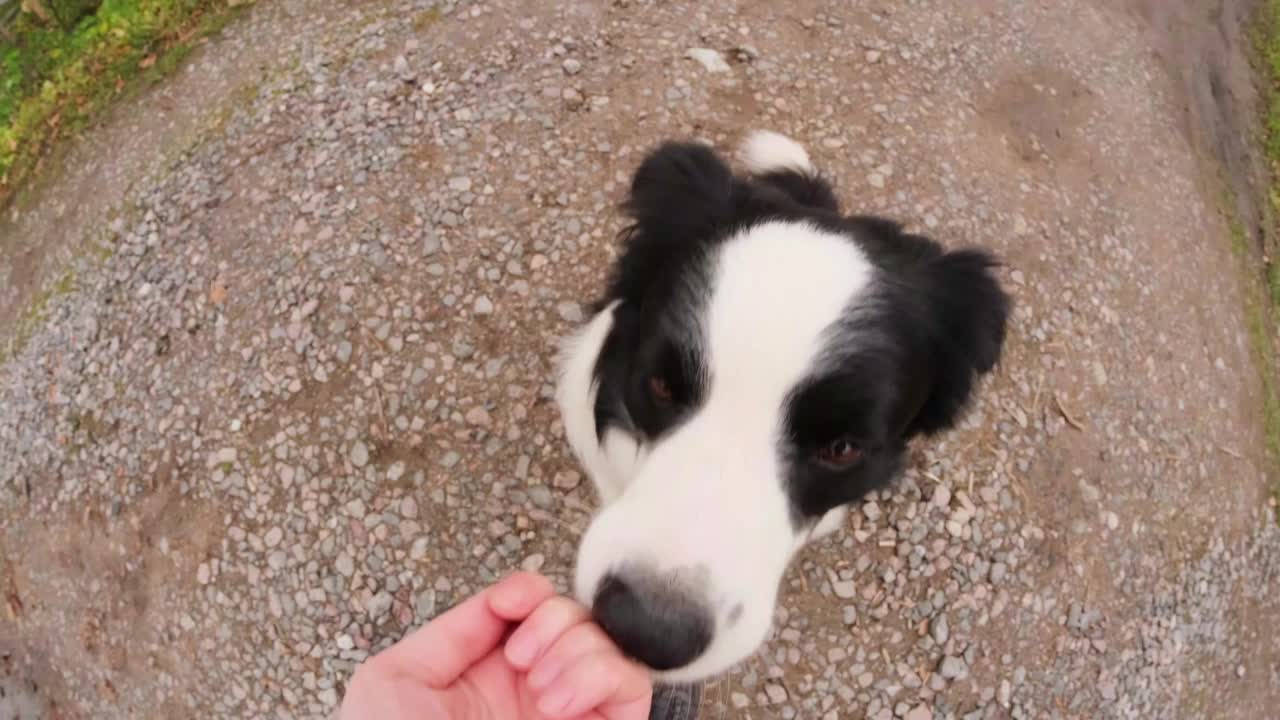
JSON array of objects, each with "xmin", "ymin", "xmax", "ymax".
[{"xmin": 907, "ymin": 247, "xmax": 1011, "ymax": 437}]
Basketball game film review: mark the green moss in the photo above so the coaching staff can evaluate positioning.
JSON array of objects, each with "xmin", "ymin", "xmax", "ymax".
[
  {"xmin": 1258, "ymin": 1, "xmax": 1280, "ymax": 516},
  {"xmin": 411, "ymin": 7, "xmax": 441, "ymax": 32},
  {"xmin": 0, "ymin": 213, "xmax": 125, "ymax": 365},
  {"xmin": 202, "ymin": 79, "xmax": 247, "ymax": 134},
  {"xmin": 0, "ymin": 0, "xmax": 252, "ymax": 207},
  {"xmin": 89, "ymin": 238, "xmax": 113, "ymax": 261},
  {"xmin": 1, "ymin": 268, "xmax": 77, "ymax": 363},
  {"xmin": 1226, "ymin": 206, "xmax": 1280, "ymax": 517},
  {"xmin": 1264, "ymin": 2, "xmax": 1280, "ymax": 161},
  {"xmin": 1230, "ymin": 216, "xmax": 1280, "ymax": 449}
]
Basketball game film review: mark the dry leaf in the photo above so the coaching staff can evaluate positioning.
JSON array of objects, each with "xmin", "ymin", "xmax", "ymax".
[
  {"xmin": 139, "ymin": 54, "xmax": 157, "ymax": 69},
  {"xmin": 5, "ymin": 592, "xmax": 21, "ymax": 621},
  {"xmin": 21, "ymin": 0, "xmax": 51, "ymax": 23}
]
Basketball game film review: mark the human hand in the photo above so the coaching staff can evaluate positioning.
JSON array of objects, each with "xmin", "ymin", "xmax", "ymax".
[{"xmin": 339, "ymin": 572, "xmax": 652, "ymax": 720}]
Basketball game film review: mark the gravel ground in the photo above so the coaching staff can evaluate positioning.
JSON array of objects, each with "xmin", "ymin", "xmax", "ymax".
[{"xmin": 2, "ymin": 1, "xmax": 1279, "ymax": 719}]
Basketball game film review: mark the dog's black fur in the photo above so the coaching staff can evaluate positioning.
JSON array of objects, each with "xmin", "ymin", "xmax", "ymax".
[{"xmin": 589, "ymin": 141, "xmax": 1010, "ymax": 525}]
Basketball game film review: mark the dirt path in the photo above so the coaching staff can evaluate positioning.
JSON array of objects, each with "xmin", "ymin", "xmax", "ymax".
[
  {"xmin": 1, "ymin": 1, "xmax": 1277, "ymax": 719},
  {"xmin": 0, "ymin": 0, "xmax": 374, "ymax": 348}
]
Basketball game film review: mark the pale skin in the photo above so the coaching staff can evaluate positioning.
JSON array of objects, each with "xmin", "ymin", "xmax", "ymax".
[{"xmin": 339, "ymin": 572, "xmax": 653, "ymax": 720}]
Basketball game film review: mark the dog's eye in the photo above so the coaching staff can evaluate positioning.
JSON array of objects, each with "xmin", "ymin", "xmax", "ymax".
[
  {"xmin": 648, "ymin": 375, "xmax": 674, "ymax": 405},
  {"xmin": 816, "ymin": 438, "xmax": 862, "ymax": 468}
]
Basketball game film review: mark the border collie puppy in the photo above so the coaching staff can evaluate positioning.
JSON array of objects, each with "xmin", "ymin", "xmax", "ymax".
[{"xmin": 555, "ymin": 132, "xmax": 1010, "ymax": 682}]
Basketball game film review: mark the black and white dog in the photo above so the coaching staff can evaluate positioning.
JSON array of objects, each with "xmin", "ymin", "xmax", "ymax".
[{"xmin": 555, "ymin": 132, "xmax": 1010, "ymax": 682}]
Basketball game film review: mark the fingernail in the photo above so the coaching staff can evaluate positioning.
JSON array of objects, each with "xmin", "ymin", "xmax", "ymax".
[
  {"xmin": 538, "ymin": 687, "xmax": 573, "ymax": 717},
  {"xmin": 506, "ymin": 635, "xmax": 536, "ymax": 668},
  {"xmin": 490, "ymin": 583, "xmax": 522, "ymax": 614}
]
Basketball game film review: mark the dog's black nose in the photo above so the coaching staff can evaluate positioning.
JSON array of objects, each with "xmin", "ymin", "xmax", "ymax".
[{"xmin": 592, "ymin": 573, "xmax": 713, "ymax": 670}]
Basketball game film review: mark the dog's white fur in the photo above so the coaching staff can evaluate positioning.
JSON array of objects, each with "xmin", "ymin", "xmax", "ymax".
[{"xmin": 738, "ymin": 130, "xmax": 814, "ymax": 175}]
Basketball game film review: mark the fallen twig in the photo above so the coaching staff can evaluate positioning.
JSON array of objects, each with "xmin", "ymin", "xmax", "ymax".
[{"xmin": 1054, "ymin": 391, "xmax": 1086, "ymax": 430}]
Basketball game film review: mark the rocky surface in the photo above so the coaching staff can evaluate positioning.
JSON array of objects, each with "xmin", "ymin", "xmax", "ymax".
[{"xmin": 1, "ymin": 1, "xmax": 1278, "ymax": 719}]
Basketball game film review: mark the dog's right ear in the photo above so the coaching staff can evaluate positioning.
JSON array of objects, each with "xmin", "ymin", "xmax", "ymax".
[
  {"xmin": 602, "ymin": 143, "xmax": 735, "ymax": 308},
  {"xmin": 624, "ymin": 141, "xmax": 734, "ymax": 241}
]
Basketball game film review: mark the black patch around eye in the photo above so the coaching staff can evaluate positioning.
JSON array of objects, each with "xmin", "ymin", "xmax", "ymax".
[
  {"xmin": 652, "ymin": 342, "xmax": 697, "ymax": 403},
  {"xmin": 648, "ymin": 375, "xmax": 674, "ymax": 404},
  {"xmin": 783, "ymin": 369, "xmax": 904, "ymax": 525},
  {"xmin": 786, "ymin": 373, "xmax": 885, "ymax": 452},
  {"xmin": 627, "ymin": 339, "xmax": 704, "ymax": 438}
]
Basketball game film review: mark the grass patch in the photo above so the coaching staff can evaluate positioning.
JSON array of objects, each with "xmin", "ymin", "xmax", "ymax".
[
  {"xmin": 0, "ymin": 0, "xmax": 252, "ymax": 208},
  {"xmin": 1252, "ymin": 0, "xmax": 1280, "ymax": 516}
]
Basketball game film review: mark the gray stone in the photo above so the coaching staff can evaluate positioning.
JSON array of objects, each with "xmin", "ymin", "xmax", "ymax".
[
  {"xmin": 336, "ymin": 553, "xmax": 354, "ymax": 577},
  {"xmin": 686, "ymin": 48, "xmax": 731, "ymax": 73},
  {"xmin": 366, "ymin": 591, "xmax": 394, "ymax": 619},
  {"xmin": 350, "ymin": 441, "xmax": 370, "ymax": 468},
  {"xmin": 416, "ymin": 590, "xmax": 437, "ymax": 619},
  {"xmin": 556, "ymin": 302, "xmax": 585, "ymax": 323},
  {"xmin": 905, "ymin": 706, "xmax": 932, "ymax": 720},
  {"xmin": 939, "ymin": 656, "xmax": 968, "ymax": 681},
  {"xmin": 931, "ymin": 614, "xmax": 950, "ymax": 645}
]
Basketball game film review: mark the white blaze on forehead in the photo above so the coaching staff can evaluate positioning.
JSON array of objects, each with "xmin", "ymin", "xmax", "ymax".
[
  {"xmin": 569, "ymin": 220, "xmax": 877, "ymax": 683},
  {"xmin": 704, "ymin": 220, "xmax": 875, "ymax": 414}
]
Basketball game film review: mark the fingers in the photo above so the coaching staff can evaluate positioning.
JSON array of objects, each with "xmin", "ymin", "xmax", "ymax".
[
  {"xmin": 379, "ymin": 571, "xmax": 556, "ymax": 687},
  {"xmin": 509, "ymin": 605, "xmax": 653, "ymax": 720},
  {"xmin": 503, "ymin": 595, "xmax": 592, "ymax": 669},
  {"xmin": 536, "ymin": 649, "xmax": 653, "ymax": 720},
  {"xmin": 488, "ymin": 571, "xmax": 558, "ymax": 621},
  {"xmin": 525, "ymin": 622, "xmax": 610, "ymax": 691}
]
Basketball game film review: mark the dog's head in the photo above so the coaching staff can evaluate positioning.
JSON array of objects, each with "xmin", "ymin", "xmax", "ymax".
[{"xmin": 556, "ymin": 133, "xmax": 1010, "ymax": 681}]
